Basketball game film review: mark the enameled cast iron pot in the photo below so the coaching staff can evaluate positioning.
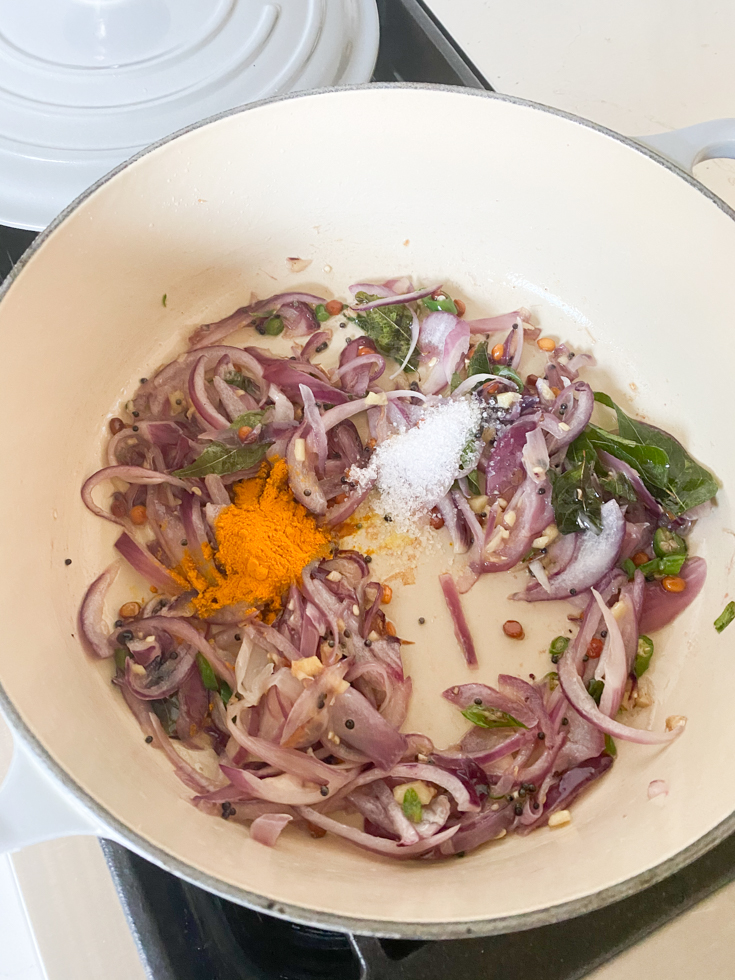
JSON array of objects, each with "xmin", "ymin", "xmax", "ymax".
[{"xmin": 1, "ymin": 85, "xmax": 735, "ymax": 938}]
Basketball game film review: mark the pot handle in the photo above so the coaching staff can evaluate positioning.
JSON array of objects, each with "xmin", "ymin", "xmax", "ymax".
[
  {"xmin": 637, "ymin": 119, "xmax": 735, "ymax": 174},
  {"xmin": 0, "ymin": 735, "xmax": 107, "ymax": 854}
]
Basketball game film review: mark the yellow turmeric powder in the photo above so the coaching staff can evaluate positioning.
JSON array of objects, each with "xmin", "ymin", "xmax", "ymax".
[{"xmin": 183, "ymin": 457, "xmax": 331, "ymax": 617}]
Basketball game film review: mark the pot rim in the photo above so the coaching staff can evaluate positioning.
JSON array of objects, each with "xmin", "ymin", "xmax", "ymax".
[{"xmin": 1, "ymin": 82, "xmax": 733, "ymax": 941}]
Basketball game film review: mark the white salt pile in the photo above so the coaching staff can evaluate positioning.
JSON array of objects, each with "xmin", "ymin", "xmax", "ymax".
[{"xmin": 351, "ymin": 397, "xmax": 482, "ymax": 531}]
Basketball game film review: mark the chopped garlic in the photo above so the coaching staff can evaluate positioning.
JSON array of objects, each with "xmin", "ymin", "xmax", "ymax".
[
  {"xmin": 666, "ymin": 715, "xmax": 687, "ymax": 731},
  {"xmin": 504, "ymin": 510, "xmax": 517, "ymax": 527},
  {"xmin": 493, "ymin": 829, "xmax": 507, "ymax": 840},
  {"xmin": 532, "ymin": 524, "xmax": 559, "ymax": 550},
  {"xmin": 496, "ymin": 392, "xmax": 522, "ymax": 409},
  {"xmin": 548, "ymin": 810, "xmax": 572, "ymax": 828},
  {"xmin": 392, "ymin": 780, "xmax": 437, "ymax": 806},
  {"xmin": 469, "ymin": 494, "xmax": 489, "ymax": 513},
  {"xmin": 326, "ymin": 570, "xmax": 342, "ymax": 582},
  {"xmin": 291, "ymin": 656, "xmax": 324, "ymax": 681},
  {"xmin": 334, "ymin": 679, "xmax": 349, "ymax": 695},
  {"xmin": 293, "ymin": 438, "xmax": 306, "ymax": 462},
  {"xmin": 365, "ymin": 391, "xmax": 388, "ymax": 407},
  {"xmin": 352, "ymin": 604, "xmax": 360, "ymax": 616},
  {"xmin": 559, "ymin": 422, "xmax": 571, "ymax": 431}
]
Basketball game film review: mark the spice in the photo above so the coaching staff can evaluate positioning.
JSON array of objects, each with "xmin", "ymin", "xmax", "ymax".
[
  {"xmin": 185, "ymin": 458, "xmax": 331, "ymax": 617},
  {"xmin": 351, "ymin": 399, "xmax": 481, "ymax": 532},
  {"xmin": 502, "ymin": 620, "xmax": 524, "ymax": 640}
]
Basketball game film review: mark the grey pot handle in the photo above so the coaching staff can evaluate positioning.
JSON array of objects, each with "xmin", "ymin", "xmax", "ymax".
[{"xmin": 637, "ymin": 119, "xmax": 735, "ymax": 174}]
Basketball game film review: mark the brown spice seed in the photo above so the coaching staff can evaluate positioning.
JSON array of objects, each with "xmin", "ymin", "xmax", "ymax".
[{"xmin": 502, "ymin": 620, "xmax": 524, "ymax": 640}]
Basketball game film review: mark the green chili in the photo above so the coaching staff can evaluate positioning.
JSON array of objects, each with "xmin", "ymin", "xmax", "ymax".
[
  {"xmin": 587, "ymin": 679, "xmax": 604, "ymax": 704},
  {"xmin": 196, "ymin": 652, "xmax": 219, "ymax": 692},
  {"xmin": 263, "ymin": 315, "xmax": 284, "ymax": 336},
  {"xmin": 653, "ymin": 527, "xmax": 687, "ymax": 559},
  {"xmin": 714, "ymin": 601, "xmax": 735, "ymax": 634},
  {"xmin": 634, "ymin": 635, "xmax": 654, "ymax": 677}
]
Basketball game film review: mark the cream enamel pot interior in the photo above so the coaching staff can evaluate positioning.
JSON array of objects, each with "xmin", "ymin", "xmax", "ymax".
[{"xmin": 1, "ymin": 85, "xmax": 735, "ymax": 939}]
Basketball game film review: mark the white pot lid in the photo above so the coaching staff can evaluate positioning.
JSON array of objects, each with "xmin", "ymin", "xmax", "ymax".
[{"xmin": 0, "ymin": 0, "xmax": 379, "ymax": 230}]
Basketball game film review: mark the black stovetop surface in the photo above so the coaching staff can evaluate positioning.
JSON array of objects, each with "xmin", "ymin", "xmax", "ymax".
[{"xmin": 4, "ymin": 2, "xmax": 735, "ymax": 978}]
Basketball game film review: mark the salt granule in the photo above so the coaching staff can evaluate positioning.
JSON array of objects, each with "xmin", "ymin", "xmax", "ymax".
[{"xmin": 352, "ymin": 398, "xmax": 481, "ymax": 531}]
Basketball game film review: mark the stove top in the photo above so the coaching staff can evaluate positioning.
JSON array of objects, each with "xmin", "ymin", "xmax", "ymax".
[
  {"xmin": 101, "ymin": 832, "xmax": 735, "ymax": 980},
  {"xmin": 3, "ymin": 2, "xmax": 735, "ymax": 978}
]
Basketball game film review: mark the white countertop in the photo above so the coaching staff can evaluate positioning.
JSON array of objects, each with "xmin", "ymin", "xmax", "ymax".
[{"xmin": 3, "ymin": 4, "xmax": 735, "ymax": 977}]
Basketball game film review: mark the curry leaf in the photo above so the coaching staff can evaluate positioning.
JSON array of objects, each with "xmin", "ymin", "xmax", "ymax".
[
  {"xmin": 490, "ymin": 364, "xmax": 524, "ymax": 391},
  {"xmin": 228, "ymin": 411, "xmax": 264, "ymax": 431},
  {"xmin": 173, "ymin": 441, "xmax": 269, "ymax": 479},
  {"xmin": 549, "ymin": 451, "xmax": 602, "ymax": 534},
  {"xmin": 593, "ymin": 393, "xmax": 718, "ymax": 514},
  {"xmin": 226, "ymin": 371, "xmax": 260, "ymax": 397},
  {"xmin": 461, "ymin": 705, "xmax": 528, "ymax": 729},
  {"xmin": 402, "ymin": 787, "xmax": 423, "ymax": 823},
  {"xmin": 354, "ymin": 293, "xmax": 420, "ymax": 372},
  {"xmin": 467, "ymin": 340, "xmax": 491, "ymax": 379}
]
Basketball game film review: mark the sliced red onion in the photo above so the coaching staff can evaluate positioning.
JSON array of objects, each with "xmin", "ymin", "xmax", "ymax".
[
  {"xmin": 639, "ymin": 557, "xmax": 707, "ymax": 634},
  {"xmin": 483, "ymin": 417, "xmax": 538, "ymax": 500},
  {"xmin": 391, "ymin": 763, "xmax": 478, "ymax": 812},
  {"xmin": 543, "ymin": 382, "xmax": 594, "ymax": 453},
  {"xmin": 597, "ymin": 451, "xmax": 661, "ymax": 515},
  {"xmin": 249, "ymin": 812, "xmax": 293, "ymax": 846},
  {"xmin": 226, "ymin": 710, "xmax": 350, "ymax": 787},
  {"xmin": 453, "ymin": 373, "xmax": 511, "ymax": 399},
  {"xmin": 648, "ymin": 779, "xmax": 669, "ymax": 800},
  {"xmin": 188, "ymin": 307, "xmax": 253, "ymax": 349},
  {"xmin": 349, "ymin": 282, "xmax": 397, "ymax": 298},
  {"xmin": 464, "ymin": 308, "xmax": 532, "ymax": 334},
  {"xmin": 204, "ymin": 473, "xmax": 230, "ymax": 506},
  {"xmin": 442, "ymin": 683, "xmax": 538, "ymax": 730},
  {"xmin": 350, "ymin": 284, "xmax": 439, "ymax": 311},
  {"xmin": 330, "ymin": 687, "xmax": 407, "ymax": 769},
  {"xmin": 286, "ymin": 423, "xmax": 327, "ymax": 515},
  {"xmin": 480, "ymin": 477, "xmax": 554, "ymax": 574},
  {"xmin": 514, "ymin": 499, "xmax": 624, "ymax": 601},
  {"xmin": 82, "ymin": 466, "xmax": 188, "ymax": 525},
  {"xmin": 301, "ymin": 329, "xmax": 332, "ymax": 362},
  {"xmin": 221, "ymin": 767, "xmax": 327, "ymax": 806},
  {"xmin": 372, "ymin": 781, "xmax": 421, "ymax": 844},
  {"xmin": 78, "ymin": 564, "xmax": 120, "ymax": 658},
  {"xmin": 439, "ymin": 803, "xmax": 515, "ymax": 855},
  {"xmin": 439, "ymin": 573, "xmax": 478, "ymax": 668},
  {"xmin": 269, "ymin": 383, "xmax": 295, "ymax": 423},
  {"xmin": 391, "ymin": 306, "xmax": 420, "ymax": 377},
  {"xmin": 435, "ymin": 494, "xmax": 469, "ymax": 554},
  {"xmin": 257, "ymin": 357, "xmax": 350, "ymax": 406},
  {"xmin": 278, "ymin": 301, "xmax": 319, "ymax": 336},
  {"xmin": 249, "ymin": 292, "xmax": 326, "ymax": 315},
  {"xmin": 280, "ymin": 662, "xmax": 349, "ymax": 749},
  {"xmin": 300, "ymin": 384, "xmax": 328, "ymax": 477},
  {"xmin": 139, "ymin": 616, "xmax": 235, "ymax": 684},
  {"xmin": 175, "ymin": 665, "xmax": 209, "ymax": 741},
  {"xmin": 557, "ymin": 639, "xmax": 683, "ymax": 743},
  {"xmin": 620, "ymin": 521, "xmax": 653, "ymax": 562},
  {"xmin": 296, "ymin": 806, "xmax": 458, "ymax": 858},
  {"xmin": 422, "ymin": 319, "xmax": 470, "ymax": 395},
  {"xmin": 515, "ymin": 753, "xmax": 613, "ymax": 835},
  {"xmin": 189, "ymin": 355, "xmax": 230, "ymax": 429},
  {"xmin": 148, "ymin": 713, "xmax": 223, "ymax": 794},
  {"xmin": 247, "ymin": 620, "xmax": 302, "ymax": 662},
  {"xmin": 114, "ymin": 533, "xmax": 184, "ymax": 593},
  {"xmin": 591, "ymin": 589, "xmax": 628, "ymax": 718},
  {"xmin": 522, "ymin": 426, "xmax": 549, "ymax": 483},
  {"xmin": 211, "ymin": 375, "xmax": 252, "ymax": 420},
  {"xmin": 124, "ymin": 649, "xmax": 195, "ymax": 700}
]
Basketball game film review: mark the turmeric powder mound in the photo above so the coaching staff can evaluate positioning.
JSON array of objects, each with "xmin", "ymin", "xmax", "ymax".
[{"xmin": 189, "ymin": 457, "xmax": 332, "ymax": 617}]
